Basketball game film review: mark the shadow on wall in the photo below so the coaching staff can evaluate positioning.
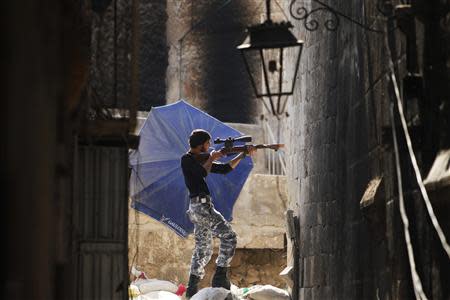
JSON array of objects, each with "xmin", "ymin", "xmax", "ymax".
[{"xmin": 183, "ymin": 0, "xmax": 261, "ymax": 123}]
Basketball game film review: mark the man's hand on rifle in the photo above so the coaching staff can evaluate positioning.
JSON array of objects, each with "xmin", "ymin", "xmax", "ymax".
[
  {"xmin": 202, "ymin": 150, "xmax": 224, "ymax": 173},
  {"xmin": 246, "ymin": 145, "xmax": 257, "ymax": 157}
]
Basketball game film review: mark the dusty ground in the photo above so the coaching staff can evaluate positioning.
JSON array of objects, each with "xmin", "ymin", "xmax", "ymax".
[
  {"xmin": 190, "ymin": 249, "xmax": 287, "ymax": 289},
  {"xmin": 129, "ymin": 236, "xmax": 287, "ymax": 289}
]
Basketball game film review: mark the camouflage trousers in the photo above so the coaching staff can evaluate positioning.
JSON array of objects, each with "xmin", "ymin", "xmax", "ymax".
[{"xmin": 186, "ymin": 200, "xmax": 237, "ymax": 278}]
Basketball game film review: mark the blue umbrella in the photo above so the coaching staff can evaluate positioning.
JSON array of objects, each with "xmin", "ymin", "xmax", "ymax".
[{"xmin": 129, "ymin": 100, "xmax": 253, "ymax": 238}]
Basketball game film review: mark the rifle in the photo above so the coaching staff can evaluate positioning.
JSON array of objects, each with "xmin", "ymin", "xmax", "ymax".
[{"xmin": 192, "ymin": 135, "xmax": 284, "ymax": 164}]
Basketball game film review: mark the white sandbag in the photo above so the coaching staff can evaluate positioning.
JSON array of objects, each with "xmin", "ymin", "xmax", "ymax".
[
  {"xmin": 129, "ymin": 284, "xmax": 141, "ymax": 298},
  {"xmin": 139, "ymin": 291, "xmax": 180, "ymax": 300},
  {"xmin": 245, "ymin": 285, "xmax": 290, "ymax": 300},
  {"xmin": 232, "ymin": 285, "xmax": 261, "ymax": 299},
  {"xmin": 133, "ymin": 279, "xmax": 179, "ymax": 294},
  {"xmin": 229, "ymin": 284, "xmax": 240, "ymax": 297},
  {"xmin": 191, "ymin": 287, "xmax": 231, "ymax": 300}
]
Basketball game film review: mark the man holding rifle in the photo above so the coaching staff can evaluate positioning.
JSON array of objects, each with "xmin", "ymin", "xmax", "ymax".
[{"xmin": 181, "ymin": 129, "xmax": 256, "ymax": 298}]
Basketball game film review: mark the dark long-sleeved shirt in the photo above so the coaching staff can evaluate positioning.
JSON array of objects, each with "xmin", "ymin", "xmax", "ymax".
[{"xmin": 181, "ymin": 152, "xmax": 233, "ymax": 197}]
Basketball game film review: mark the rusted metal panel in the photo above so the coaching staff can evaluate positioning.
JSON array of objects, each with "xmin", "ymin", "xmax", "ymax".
[{"xmin": 74, "ymin": 144, "xmax": 129, "ymax": 300}]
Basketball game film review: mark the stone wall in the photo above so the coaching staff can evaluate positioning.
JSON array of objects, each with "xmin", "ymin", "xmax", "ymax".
[
  {"xmin": 89, "ymin": 0, "xmax": 168, "ymax": 110},
  {"xmin": 89, "ymin": 0, "xmax": 132, "ymax": 109},
  {"xmin": 282, "ymin": 1, "xmax": 450, "ymax": 299},
  {"xmin": 138, "ymin": 0, "xmax": 168, "ymax": 109},
  {"xmin": 232, "ymin": 174, "xmax": 288, "ymax": 249},
  {"xmin": 283, "ymin": 1, "xmax": 411, "ymax": 299},
  {"xmin": 166, "ymin": 0, "xmax": 268, "ymax": 123}
]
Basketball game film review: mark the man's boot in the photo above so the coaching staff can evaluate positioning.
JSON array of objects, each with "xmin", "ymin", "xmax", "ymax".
[
  {"xmin": 211, "ymin": 266, "xmax": 230, "ymax": 290},
  {"xmin": 186, "ymin": 274, "xmax": 201, "ymax": 298}
]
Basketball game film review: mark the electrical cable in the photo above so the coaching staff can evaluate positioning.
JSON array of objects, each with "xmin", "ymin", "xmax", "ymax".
[
  {"xmin": 389, "ymin": 101, "xmax": 428, "ymax": 300},
  {"xmin": 383, "ymin": 8, "xmax": 447, "ymax": 298},
  {"xmin": 388, "ymin": 63, "xmax": 450, "ymax": 260},
  {"xmin": 383, "ymin": 18, "xmax": 450, "ymax": 259}
]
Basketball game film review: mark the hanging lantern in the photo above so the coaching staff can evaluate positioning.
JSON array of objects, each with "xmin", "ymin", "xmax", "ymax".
[{"xmin": 238, "ymin": 0, "xmax": 304, "ymax": 116}]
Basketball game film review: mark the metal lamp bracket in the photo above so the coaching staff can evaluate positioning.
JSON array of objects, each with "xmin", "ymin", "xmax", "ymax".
[
  {"xmin": 288, "ymin": 0, "xmax": 389, "ymax": 34},
  {"xmin": 289, "ymin": 0, "xmax": 339, "ymax": 31}
]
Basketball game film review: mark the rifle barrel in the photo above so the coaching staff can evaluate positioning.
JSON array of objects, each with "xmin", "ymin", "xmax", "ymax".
[{"xmin": 221, "ymin": 144, "xmax": 284, "ymax": 154}]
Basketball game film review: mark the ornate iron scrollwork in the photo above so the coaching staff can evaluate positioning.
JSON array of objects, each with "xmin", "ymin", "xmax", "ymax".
[{"xmin": 289, "ymin": 0, "xmax": 339, "ymax": 31}]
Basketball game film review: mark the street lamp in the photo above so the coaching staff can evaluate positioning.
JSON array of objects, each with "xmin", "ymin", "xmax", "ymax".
[{"xmin": 238, "ymin": 0, "xmax": 304, "ymax": 117}]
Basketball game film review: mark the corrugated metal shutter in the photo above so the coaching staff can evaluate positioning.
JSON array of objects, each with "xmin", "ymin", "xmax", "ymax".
[{"xmin": 73, "ymin": 144, "xmax": 128, "ymax": 300}]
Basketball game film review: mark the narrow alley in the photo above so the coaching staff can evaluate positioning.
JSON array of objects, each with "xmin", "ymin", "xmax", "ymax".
[{"xmin": 3, "ymin": 1, "xmax": 450, "ymax": 300}]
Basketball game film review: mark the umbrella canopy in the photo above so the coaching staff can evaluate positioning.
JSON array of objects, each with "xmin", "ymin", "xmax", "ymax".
[{"xmin": 129, "ymin": 100, "xmax": 253, "ymax": 237}]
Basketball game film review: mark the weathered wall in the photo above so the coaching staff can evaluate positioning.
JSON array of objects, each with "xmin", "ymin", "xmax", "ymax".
[
  {"xmin": 283, "ymin": 1, "xmax": 450, "ymax": 299},
  {"xmin": 139, "ymin": 0, "xmax": 168, "ymax": 110},
  {"xmin": 233, "ymin": 174, "xmax": 288, "ymax": 249},
  {"xmin": 89, "ymin": 0, "xmax": 167, "ymax": 110},
  {"xmin": 90, "ymin": 0, "xmax": 132, "ymax": 108},
  {"xmin": 166, "ymin": 0, "xmax": 266, "ymax": 123},
  {"xmin": 283, "ymin": 1, "xmax": 405, "ymax": 298}
]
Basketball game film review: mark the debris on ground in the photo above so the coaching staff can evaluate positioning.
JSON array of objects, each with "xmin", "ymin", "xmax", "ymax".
[
  {"xmin": 129, "ymin": 280, "xmax": 291, "ymax": 300},
  {"xmin": 129, "ymin": 279, "xmax": 186, "ymax": 300},
  {"xmin": 137, "ymin": 290, "xmax": 183, "ymax": 300},
  {"xmin": 190, "ymin": 287, "xmax": 232, "ymax": 300},
  {"xmin": 235, "ymin": 285, "xmax": 290, "ymax": 300},
  {"xmin": 133, "ymin": 278, "xmax": 180, "ymax": 294},
  {"xmin": 128, "ymin": 267, "xmax": 290, "ymax": 300},
  {"xmin": 129, "ymin": 267, "xmax": 186, "ymax": 300},
  {"xmin": 131, "ymin": 266, "xmax": 150, "ymax": 280},
  {"xmin": 190, "ymin": 284, "xmax": 290, "ymax": 300}
]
